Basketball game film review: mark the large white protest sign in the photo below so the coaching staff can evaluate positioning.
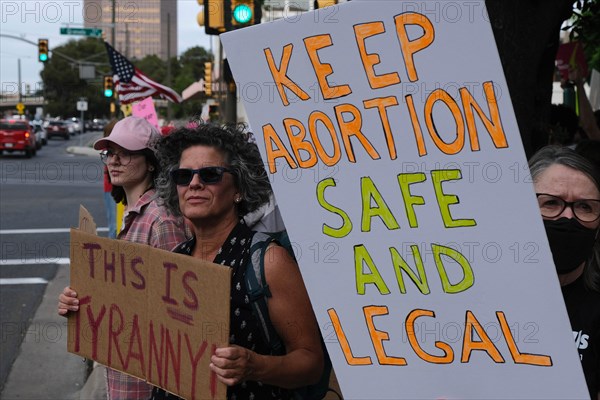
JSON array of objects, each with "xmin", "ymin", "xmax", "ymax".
[{"xmin": 222, "ymin": 2, "xmax": 589, "ymax": 398}]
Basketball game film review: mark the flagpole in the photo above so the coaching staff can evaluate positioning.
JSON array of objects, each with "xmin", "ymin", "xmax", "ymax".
[
  {"xmin": 111, "ymin": 0, "xmax": 116, "ymax": 119},
  {"xmin": 167, "ymin": 12, "xmax": 173, "ymax": 122}
]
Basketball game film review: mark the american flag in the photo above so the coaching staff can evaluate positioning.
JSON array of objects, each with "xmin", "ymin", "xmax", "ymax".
[{"xmin": 104, "ymin": 41, "xmax": 182, "ymax": 104}]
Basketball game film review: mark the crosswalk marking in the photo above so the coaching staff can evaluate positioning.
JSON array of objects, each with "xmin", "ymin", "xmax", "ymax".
[
  {"xmin": 0, "ymin": 277, "xmax": 49, "ymax": 285},
  {"xmin": 0, "ymin": 228, "xmax": 107, "ymax": 235},
  {"xmin": 0, "ymin": 257, "xmax": 70, "ymax": 266}
]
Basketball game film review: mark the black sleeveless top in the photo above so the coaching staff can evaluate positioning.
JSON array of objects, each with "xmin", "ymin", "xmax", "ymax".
[{"xmin": 151, "ymin": 220, "xmax": 291, "ymax": 400}]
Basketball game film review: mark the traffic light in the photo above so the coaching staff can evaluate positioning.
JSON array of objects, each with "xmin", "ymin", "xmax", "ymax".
[
  {"xmin": 314, "ymin": 0, "xmax": 337, "ymax": 9},
  {"xmin": 204, "ymin": 62, "xmax": 212, "ymax": 96},
  {"xmin": 200, "ymin": 0, "xmax": 226, "ymax": 35},
  {"xmin": 228, "ymin": 0, "xmax": 261, "ymax": 30},
  {"xmin": 38, "ymin": 39, "xmax": 49, "ymax": 62},
  {"xmin": 103, "ymin": 76, "xmax": 114, "ymax": 98}
]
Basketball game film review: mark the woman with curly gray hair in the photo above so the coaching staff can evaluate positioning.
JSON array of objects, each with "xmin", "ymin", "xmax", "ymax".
[{"xmin": 152, "ymin": 123, "xmax": 323, "ymax": 400}]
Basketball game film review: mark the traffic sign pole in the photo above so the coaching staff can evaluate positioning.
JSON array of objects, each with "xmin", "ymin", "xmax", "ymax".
[{"xmin": 77, "ymin": 99, "xmax": 88, "ymax": 146}]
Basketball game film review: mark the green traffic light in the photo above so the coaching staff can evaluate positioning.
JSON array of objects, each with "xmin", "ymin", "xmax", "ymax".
[
  {"xmin": 39, "ymin": 54, "xmax": 48, "ymax": 62},
  {"xmin": 104, "ymin": 89, "xmax": 113, "ymax": 98},
  {"xmin": 233, "ymin": 4, "xmax": 252, "ymax": 24}
]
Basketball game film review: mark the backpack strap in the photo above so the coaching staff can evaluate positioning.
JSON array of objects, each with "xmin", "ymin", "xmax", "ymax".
[
  {"xmin": 245, "ymin": 231, "xmax": 336, "ymax": 400},
  {"xmin": 245, "ymin": 232, "xmax": 285, "ymax": 355}
]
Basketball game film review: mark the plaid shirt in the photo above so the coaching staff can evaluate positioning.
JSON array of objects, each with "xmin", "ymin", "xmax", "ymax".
[{"xmin": 107, "ymin": 188, "xmax": 189, "ymax": 400}]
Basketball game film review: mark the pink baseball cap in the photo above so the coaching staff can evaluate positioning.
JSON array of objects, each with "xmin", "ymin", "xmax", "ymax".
[{"xmin": 93, "ymin": 116, "xmax": 161, "ymax": 151}]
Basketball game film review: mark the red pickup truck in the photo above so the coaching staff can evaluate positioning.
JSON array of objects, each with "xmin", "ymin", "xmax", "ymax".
[{"xmin": 0, "ymin": 119, "xmax": 37, "ymax": 158}]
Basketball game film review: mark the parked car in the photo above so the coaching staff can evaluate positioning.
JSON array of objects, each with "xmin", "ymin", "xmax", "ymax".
[
  {"xmin": 84, "ymin": 119, "xmax": 94, "ymax": 132},
  {"xmin": 46, "ymin": 120, "xmax": 71, "ymax": 140},
  {"xmin": 0, "ymin": 119, "xmax": 37, "ymax": 157},
  {"xmin": 94, "ymin": 118, "xmax": 108, "ymax": 131}
]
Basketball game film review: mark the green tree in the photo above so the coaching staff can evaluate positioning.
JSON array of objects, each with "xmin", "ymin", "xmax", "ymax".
[
  {"xmin": 40, "ymin": 38, "xmax": 112, "ymax": 118},
  {"xmin": 568, "ymin": 0, "xmax": 600, "ymax": 71},
  {"xmin": 173, "ymin": 46, "xmax": 213, "ymax": 119},
  {"xmin": 486, "ymin": 0, "xmax": 599, "ymax": 156}
]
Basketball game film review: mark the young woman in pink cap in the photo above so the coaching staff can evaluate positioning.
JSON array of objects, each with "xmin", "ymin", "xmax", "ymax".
[{"xmin": 57, "ymin": 116, "xmax": 190, "ymax": 400}]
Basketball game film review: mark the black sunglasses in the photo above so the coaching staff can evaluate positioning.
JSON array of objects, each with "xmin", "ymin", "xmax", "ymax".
[{"xmin": 171, "ymin": 167, "xmax": 231, "ymax": 186}]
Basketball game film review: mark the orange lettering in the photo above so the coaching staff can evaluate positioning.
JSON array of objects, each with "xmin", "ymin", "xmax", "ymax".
[
  {"xmin": 354, "ymin": 22, "xmax": 401, "ymax": 89},
  {"xmin": 304, "ymin": 34, "xmax": 352, "ymax": 100},
  {"xmin": 284, "ymin": 118, "xmax": 318, "ymax": 169},
  {"xmin": 424, "ymin": 89, "xmax": 465, "ymax": 155},
  {"xmin": 460, "ymin": 81, "xmax": 508, "ymax": 151},
  {"xmin": 262, "ymin": 123, "xmax": 298, "ymax": 174},
  {"xmin": 327, "ymin": 308, "xmax": 372, "ymax": 365},
  {"xmin": 497, "ymin": 311, "xmax": 552, "ymax": 366},
  {"xmin": 406, "ymin": 94, "xmax": 427, "ymax": 156},
  {"xmin": 394, "ymin": 12, "xmax": 435, "ymax": 82},
  {"xmin": 308, "ymin": 111, "xmax": 342, "ymax": 166},
  {"xmin": 364, "ymin": 305, "xmax": 407, "ymax": 365},
  {"xmin": 363, "ymin": 96, "xmax": 400, "ymax": 160},
  {"xmin": 334, "ymin": 103, "xmax": 380, "ymax": 163},
  {"xmin": 406, "ymin": 309, "xmax": 454, "ymax": 364},
  {"xmin": 264, "ymin": 45, "xmax": 310, "ymax": 106},
  {"xmin": 461, "ymin": 310, "xmax": 504, "ymax": 363}
]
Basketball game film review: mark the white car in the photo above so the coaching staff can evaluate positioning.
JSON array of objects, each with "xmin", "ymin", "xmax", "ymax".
[
  {"xmin": 31, "ymin": 121, "xmax": 47, "ymax": 146},
  {"xmin": 69, "ymin": 117, "xmax": 82, "ymax": 134}
]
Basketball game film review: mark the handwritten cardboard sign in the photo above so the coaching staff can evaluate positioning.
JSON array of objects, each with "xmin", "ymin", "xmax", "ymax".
[
  {"xmin": 68, "ymin": 208, "xmax": 230, "ymax": 400},
  {"xmin": 221, "ymin": 2, "xmax": 589, "ymax": 398}
]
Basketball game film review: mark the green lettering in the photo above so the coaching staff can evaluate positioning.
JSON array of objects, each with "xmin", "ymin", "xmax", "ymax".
[
  {"xmin": 354, "ymin": 244, "xmax": 390, "ymax": 295},
  {"xmin": 361, "ymin": 176, "xmax": 400, "ymax": 232},
  {"xmin": 317, "ymin": 178, "xmax": 353, "ymax": 238}
]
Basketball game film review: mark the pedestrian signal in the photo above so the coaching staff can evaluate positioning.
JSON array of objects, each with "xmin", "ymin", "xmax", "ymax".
[
  {"xmin": 38, "ymin": 39, "xmax": 49, "ymax": 62},
  {"xmin": 103, "ymin": 76, "xmax": 114, "ymax": 98}
]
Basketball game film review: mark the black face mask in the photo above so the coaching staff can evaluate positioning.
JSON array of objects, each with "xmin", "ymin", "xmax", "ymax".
[{"xmin": 543, "ymin": 218, "xmax": 598, "ymax": 274}]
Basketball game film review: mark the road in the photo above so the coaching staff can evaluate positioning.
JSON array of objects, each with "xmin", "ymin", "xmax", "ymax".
[{"xmin": 0, "ymin": 132, "xmax": 107, "ymax": 395}]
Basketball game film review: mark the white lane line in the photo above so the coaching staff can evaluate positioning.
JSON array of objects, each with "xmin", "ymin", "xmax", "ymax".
[
  {"xmin": 0, "ymin": 258, "xmax": 70, "ymax": 266},
  {"xmin": 0, "ymin": 277, "xmax": 48, "ymax": 285},
  {"xmin": 0, "ymin": 228, "xmax": 107, "ymax": 234}
]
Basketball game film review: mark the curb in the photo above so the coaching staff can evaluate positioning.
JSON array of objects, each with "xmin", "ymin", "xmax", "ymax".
[{"xmin": 66, "ymin": 146, "xmax": 101, "ymax": 157}]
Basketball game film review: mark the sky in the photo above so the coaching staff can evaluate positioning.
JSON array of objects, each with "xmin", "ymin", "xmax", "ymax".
[{"xmin": 0, "ymin": 0, "xmax": 213, "ymax": 95}]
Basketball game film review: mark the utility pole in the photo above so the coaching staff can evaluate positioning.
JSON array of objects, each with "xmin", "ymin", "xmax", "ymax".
[
  {"xmin": 125, "ymin": 22, "xmax": 130, "ymax": 57},
  {"xmin": 111, "ymin": 0, "xmax": 116, "ymax": 47},
  {"xmin": 18, "ymin": 58, "xmax": 22, "ymax": 104}
]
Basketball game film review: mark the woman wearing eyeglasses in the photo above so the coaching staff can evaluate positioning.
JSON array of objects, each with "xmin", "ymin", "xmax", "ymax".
[
  {"xmin": 151, "ymin": 123, "xmax": 323, "ymax": 400},
  {"xmin": 529, "ymin": 145, "xmax": 600, "ymax": 399},
  {"xmin": 58, "ymin": 116, "xmax": 190, "ymax": 400}
]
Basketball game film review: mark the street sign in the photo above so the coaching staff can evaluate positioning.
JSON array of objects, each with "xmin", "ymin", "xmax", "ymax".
[
  {"xmin": 77, "ymin": 101, "xmax": 88, "ymax": 111},
  {"xmin": 16, "ymin": 103, "xmax": 25, "ymax": 115},
  {"xmin": 60, "ymin": 27, "xmax": 102, "ymax": 37}
]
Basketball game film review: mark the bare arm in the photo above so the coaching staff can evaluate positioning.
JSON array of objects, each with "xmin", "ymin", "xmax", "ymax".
[{"xmin": 210, "ymin": 244, "xmax": 324, "ymax": 388}]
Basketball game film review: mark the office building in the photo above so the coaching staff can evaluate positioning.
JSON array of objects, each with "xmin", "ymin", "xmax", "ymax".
[{"xmin": 84, "ymin": 0, "xmax": 177, "ymax": 60}]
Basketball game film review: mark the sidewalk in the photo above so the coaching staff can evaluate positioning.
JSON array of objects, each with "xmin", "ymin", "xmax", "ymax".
[{"xmin": 0, "ymin": 264, "xmax": 91, "ymax": 399}]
